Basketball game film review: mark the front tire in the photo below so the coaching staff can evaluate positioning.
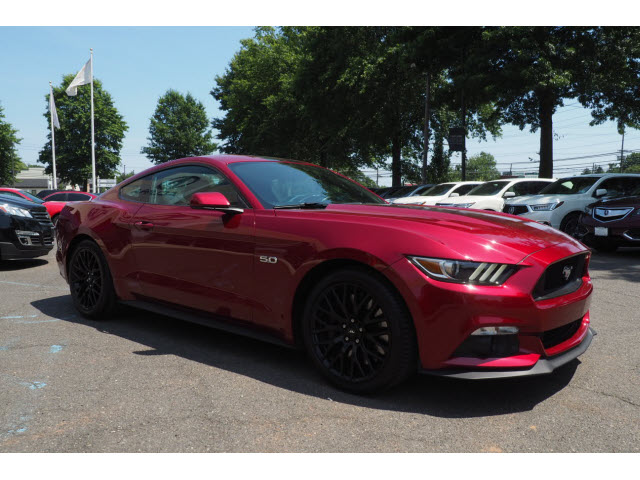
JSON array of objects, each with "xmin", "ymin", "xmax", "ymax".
[
  {"xmin": 560, "ymin": 212, "xmax": 582, "ymax": 238},
  {"xmin": 68, "ymin": 240, "xmax": 116, "ymax": 319},
  {"xmin": 301, "ymin": 268, "xmax": 417, "ymax": 393}
]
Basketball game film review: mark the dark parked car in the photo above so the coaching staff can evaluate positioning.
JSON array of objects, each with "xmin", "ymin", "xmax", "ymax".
[
  {"xmin": 36, "ymin": 189, "xmax": 67, "ymax": 199},
  {"xmin": 0, "ymin": 194, "xmax": 54, "ymax": 260},
  {"xmin": 56, "ymin": 155, "xmax": 593, "ymax": 393},
  {"xmin": 579, "ymin": 187, "xmax": 640, "ymax": 252}
]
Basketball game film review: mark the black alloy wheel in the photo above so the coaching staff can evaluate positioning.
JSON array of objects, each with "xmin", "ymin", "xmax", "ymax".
[
  {"xmin": 560, "ymin": 213, "xmax": 582, "ymax": 238},
  {"xmin": 68, "ymin": 240, "xmax": 116, "ymax": 319},
  {"xmin": 302, "ymin": 268, "xmax": 417, "ymax": 393}
]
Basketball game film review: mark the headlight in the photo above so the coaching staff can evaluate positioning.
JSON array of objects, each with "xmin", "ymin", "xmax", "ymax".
[
  {"xmin": 0, "ymin": 204, "xmax": 32, "ymax": 218},
  {"xmin": 529, "ymin": 202, "xmax": 564, "ymax": 211},
  {"xmin": 408, "ymin": 256, "xmax": 518, "ymax": 285},
  {"xmin": 456, "ymin": 203, "xmax": 475, "ymax": 208}
]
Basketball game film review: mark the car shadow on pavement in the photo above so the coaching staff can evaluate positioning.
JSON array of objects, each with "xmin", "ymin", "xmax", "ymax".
[
  {"xmin": 32, "ymin": 295, "xmax": 579, "ymax": 419},
  {"xmin": 588, "ymin": 247, "xmax": 640, "ymax": 284},
  {"xmin": 0, "ymin": 259, "xmax": 48, "ymax": 271}
]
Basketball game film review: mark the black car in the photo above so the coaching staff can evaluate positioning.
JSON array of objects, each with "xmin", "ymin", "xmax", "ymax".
[{"xmin": 0, "ymin": 194, "xmax": 54, "ymax": 260}]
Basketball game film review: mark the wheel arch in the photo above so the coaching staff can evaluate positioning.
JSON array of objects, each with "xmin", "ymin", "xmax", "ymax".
[{"xmin": 290, "ymin": 258, "xmax": 414, "ymax": 349}]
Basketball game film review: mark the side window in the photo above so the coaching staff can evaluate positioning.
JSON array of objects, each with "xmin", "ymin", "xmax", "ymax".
[
  {"xmin": 148, "ymin": 165, "xmax": 247, "ymax": 208},
  {"xmin": 505, "ymin": 182, "xmax": 528, "ymax": 197},
  {"xmin": 67, "ymin": 193, "xmax": 92, "ymax": 201},
  {"xmin": 120, "ymin": 175, "xmax": 153, "ymax": 203},
  {"xmin": 1, "ymin": 191, "xmax": 22, "ymax": 198},
  {"xmin": 596, "ymin": 178, "xmax": 624, "ymax": 197},
  {"xmin": 527, "ymin": 181, "xmax": 550, "ymax": 194},
  {"xmin": 47, "ymin": 193, "xmax": 67, "ymax": 201},
  {"xmin": 453, "ymin": 184, "xmax": 476, "ymax": 196},
  {"xmin": 620, "ymin": 177, "xmax": 640, "ymax": 195}
]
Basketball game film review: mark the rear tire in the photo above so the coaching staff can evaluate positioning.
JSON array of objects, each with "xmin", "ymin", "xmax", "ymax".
[
  {"xmin": 68, "ymin": 240, "xmax": 116, "ymax": 320},
  {"xmin": 301, "ymin": 267, "xmax": 418, "ymax": 393}
]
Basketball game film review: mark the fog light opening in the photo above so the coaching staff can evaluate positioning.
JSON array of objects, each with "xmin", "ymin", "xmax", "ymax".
[{"xmin": 471, "ymin": 326, "xmax": 519, "ymax": 336}]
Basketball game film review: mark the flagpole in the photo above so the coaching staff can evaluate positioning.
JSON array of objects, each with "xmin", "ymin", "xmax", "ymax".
[
  {"xmin": 90, "ymin": 48, "xmax": 96, "ymax": 194},
  {"xmin": 49, "ymin": 82, "xmax": 57, "ymax": 190}
]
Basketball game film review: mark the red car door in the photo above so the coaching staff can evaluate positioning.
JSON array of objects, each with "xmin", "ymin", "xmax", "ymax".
[{"xmin": 130, "ymin": 164, "xmax": 255, "ymax": 323}]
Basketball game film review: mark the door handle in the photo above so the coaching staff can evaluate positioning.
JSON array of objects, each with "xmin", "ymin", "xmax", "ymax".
[{"xmin": 134, "ymin": 221, "xmax": 154, "ymax": 230}]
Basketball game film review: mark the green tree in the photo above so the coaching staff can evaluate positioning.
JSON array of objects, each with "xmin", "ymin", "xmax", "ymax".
[
  {"xmin": 464, "ymin": 152, "xmax": 500, "ymax": 181},
  {"xmin": 481, "ymin": 27, "xmax": 640, "ymax": 178},
  {"xmin": 0, "ymin": 103, "xmax": 22, "ymax": 186},
  {"xmin": 622, "ymin": 152, "xmax": 640, "ymax": 173},
  {"xmin": 142, "ymin": 90, "xmax": 216, "ymax": 164},
  {"xmin": 116, "ymin": 170, "xmax": 136, "ymax": 183},
  {"xmin": 38, "ymin": 74, "xmax": 128, "ymax": 186}
]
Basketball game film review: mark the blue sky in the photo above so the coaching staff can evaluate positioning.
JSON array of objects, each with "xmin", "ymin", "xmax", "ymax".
[{"xmin": 1, "ymin": 26, "xmax": 638, "ymax": 186}]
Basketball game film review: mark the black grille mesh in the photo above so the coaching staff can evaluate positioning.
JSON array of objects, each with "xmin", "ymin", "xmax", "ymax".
[{"xmin": 541, "ymin": 319, "xmax": 582, "ymax": 349}]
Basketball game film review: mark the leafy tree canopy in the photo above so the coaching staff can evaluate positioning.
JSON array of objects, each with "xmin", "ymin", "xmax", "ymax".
[
  {"xmin": 38, "ymin": 74, "xmax": 128, "ymax": 186},
  {"xmin": 0, "ymin": 103, "xmax": 22, "ymax": 185},
  {"xmin": 142, "ymin": 90, "xmax": 216, "ymax": 164}
]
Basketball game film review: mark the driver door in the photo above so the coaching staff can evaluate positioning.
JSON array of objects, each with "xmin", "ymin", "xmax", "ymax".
[{"xmin": 131, "ymin": 164, "xmax": 255, "ymax": 323}]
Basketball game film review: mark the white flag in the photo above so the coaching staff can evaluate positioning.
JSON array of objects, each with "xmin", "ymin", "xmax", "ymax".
[
  {"xmin": 65, "ymin": 58, "xmax": 92, "ymax": 96},
  {"xmin": 49, "ymin": 85, "xmax": 60, "ymax": 129}
]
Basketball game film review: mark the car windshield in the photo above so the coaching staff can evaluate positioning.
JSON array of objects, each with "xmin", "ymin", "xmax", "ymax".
[
  {"xmin": 466, "ymin": 181, "xmax": 510, "ymax": 196},
  {"xmin": 391, "ymin": 186, "xmax": 418, "ymax": 197},
  {"xmin": 409, "ymin": 185, "xmax": 434, "ymax": 196},
  {"xmin": 19, "ymin": 190, "xmax": 45, "ymax": 203},
  {"xmin": 229, "ymin": 161, "xmax": 386, "ymax": 208},
  {"xmin": 422, "ymin": 183, "xmax": 455, "ymax": 196},
  {"xmin": 539, "ymin": 177, "xmax": 600, "ymax": 195}
]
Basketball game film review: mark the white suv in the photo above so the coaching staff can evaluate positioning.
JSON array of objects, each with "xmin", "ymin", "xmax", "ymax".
[
  {"xmin": 503, "ymin": 173, "xmax": 640, "ymax": 235},
  {"xmin": 392, "ymin": 181, "xmax": 482, "ymax": 205},
  {"xmin": 436, "ymin": 178, "xmax": 554, "ymax": 211}
]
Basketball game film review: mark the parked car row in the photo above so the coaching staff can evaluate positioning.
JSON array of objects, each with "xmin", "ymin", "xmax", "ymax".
[
  {"xmin": 0, "ymin": 188, "xmax": 96, "ymax": 226},
  {"xmin": 387, "ymin": 174, "xmax": 640, "ymax": 249},
  {"xmin": 0, "ymin": 194, "xmax": 55, "ymax": 260}
]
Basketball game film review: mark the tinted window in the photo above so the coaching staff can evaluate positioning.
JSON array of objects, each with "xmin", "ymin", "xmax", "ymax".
[
  {"xmin": 411, "ymin": 185, "xmax": 435, "ymax": 196},
  {"xmin": 46, "ymin": 193, "xmax": 67, "ymax": 201},
  {"xmin": 0, "ymin": 191, "xmax": 23, "ymax": 199},
  {"xmin": 540, "ymin": 177, "xmax": 600, "ymax": 195},
  {"xmin": 505, "ymin": 181, "xmax": 550, "ymax": 197},
  {"xmin": 597, "ymin": 177, "xmax": 640, "ymax": 198},
  {"xmin": 149, "ymin": 165, "xmax": 246, "ymax": 208},
  {"xmin": 229, "ymin": 161, "xmax": 384, "ymax": 208},
  {"xmin": 423, "ymin": 184, "xmax": 455, "ymax": 196},
  {"xmin": 467, "ymin": 181, "xmax": 510, "ymax": 196},
  {"xmin": 12, "ymin": 190, "xmax": 44, "ymax": 203},
  {"xmin": 120, "ymin": 175, "xmax": 153, "ymax": 203},
  {"xmin": 67, "ymin": 193, "xmax": 92, "ymax": 201},
  {"xmin": 452, "ymin": 183, "xmax": 479, "ymax": 196}
]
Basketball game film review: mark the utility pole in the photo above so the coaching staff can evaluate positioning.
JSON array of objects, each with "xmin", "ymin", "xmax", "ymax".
[
  {"xmin": 421, "ymin": 72, "xmax": 431, "ymax": 184},
  {"xmin": 620, "ymin": 128, "xmax": 625, "ymax": 172},
  {"xmin": 460, "ymin": 46, "xmax": 467, "ymax": 182}
]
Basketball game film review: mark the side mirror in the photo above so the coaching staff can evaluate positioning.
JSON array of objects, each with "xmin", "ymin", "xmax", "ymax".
[
  {"xmin": 449, "ymin": 192, "xmax": 460, "ymax": 197},
  {"xmin": 190, "ymin": 192, "xmax": 244, "ymax": 214},
  {"xmin": 595, "ymin": 188, "xmax": 607, "ymax": 197},
  {"xmin": 503, "ymin": 191, "xmax": 516, "ymax": 198}
]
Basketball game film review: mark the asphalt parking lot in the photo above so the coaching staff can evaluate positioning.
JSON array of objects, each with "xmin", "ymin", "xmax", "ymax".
[{"xmin": 1, "ymin": 248, "xmax": 639, "ymax": 453}]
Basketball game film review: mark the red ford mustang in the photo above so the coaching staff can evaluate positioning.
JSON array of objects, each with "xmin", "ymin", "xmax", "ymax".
[{"xmin": 55, "ymin": 155, "xmax": 594, "ymax": 392}]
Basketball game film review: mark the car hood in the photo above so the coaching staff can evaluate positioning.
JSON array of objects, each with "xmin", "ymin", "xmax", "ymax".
[
  {"xmin": 436, "ymin": 195, "xmax": 496, "ymax": 204},
  {"xmin": 314, "ymin": 203, "xmax": 585, "ymax": 264},
  {"xmin": 393, "ymin": 195, "xmax": 445, "ymax": 204},
  {"xmin": 588, "ymin": 195, "xmax": 640, "ymax": 208},
  {"xmin": 0, "ymin": 194, "xmax": 40, "ymax": 209},
  {"xmin": 505, "ymin": 194, "xmax": 572, "ymax": 205}
]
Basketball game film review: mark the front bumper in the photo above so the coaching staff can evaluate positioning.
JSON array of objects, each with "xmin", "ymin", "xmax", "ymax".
[
  {"xmin": 385, "ymin": 242, "xmax": 593, "ymax": 378},
  {"xmin": 0, "ymin": 215, "xmax": 54, "ymax": 260},
  {"xmin": 579, "ymin": 214, "xmax": 640, "ymax": 247}
]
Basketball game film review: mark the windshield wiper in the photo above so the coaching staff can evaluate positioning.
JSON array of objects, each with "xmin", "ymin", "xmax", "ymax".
[{"xmin": 273, "ymin": 202, "xmax": 328, "ymax": 209}]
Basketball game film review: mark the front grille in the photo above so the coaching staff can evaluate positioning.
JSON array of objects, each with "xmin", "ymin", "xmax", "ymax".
[
  {"xmin": 541, "ymin": 319, "xmax": 582, "ymax": 349},
  {"xmin": 42, "ymin": 232, "xmax": 53, "ymax": 245},
  {"xmin": 533, "ymin": 253, "xmax": 588, "ymax": 301},
  {"xmin": 593, "ymin": 207, "xmax": 633, "ymax": 222},
  {"xmin": 503, "ymin": 205, "xmax": 528, "ymax": 215},
  {"xmin": 30, "ymin": 209, "xmax": 52, "ymax": 225}
]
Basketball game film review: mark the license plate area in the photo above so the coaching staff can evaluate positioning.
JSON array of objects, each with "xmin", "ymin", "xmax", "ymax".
[{"xmin": 594, "ymin": 227, "xmax": 608, "ymax": 237}]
